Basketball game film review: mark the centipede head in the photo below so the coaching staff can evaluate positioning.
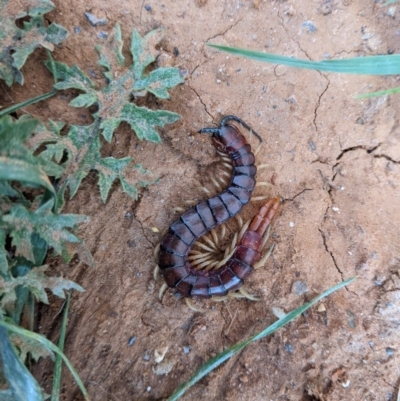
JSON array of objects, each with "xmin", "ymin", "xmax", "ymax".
[{"xmin": 199, "ymin": 115, "xmax": 263, "ymax": 152}]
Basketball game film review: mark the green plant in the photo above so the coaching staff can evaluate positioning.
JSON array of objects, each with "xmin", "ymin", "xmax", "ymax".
[
  {"xmin": 0, "ymin": 1, "xmax": 184, "ymax": 399},
  {"xmin": 0, "ymin": 115, "xmax": 88, "ymax": 400},
  {"xmin": 0, "ymin": 0, "xmax": 67, "ymax": 86}
]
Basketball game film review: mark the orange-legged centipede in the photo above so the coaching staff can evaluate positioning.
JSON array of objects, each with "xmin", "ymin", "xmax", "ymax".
[{"xmin": 158, "ymin": 116, "xmax": 280, "ymax": 298}]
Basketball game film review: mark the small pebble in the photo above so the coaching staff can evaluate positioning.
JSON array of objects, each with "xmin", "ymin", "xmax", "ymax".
[
  {"xmin": 292, "ymin": 280, "xmax": 308, "ymax": 295},
  {"xmin": 128, "ymin": 336, "xmax": 136, "ymax": 346},
  {"xmin": 98, "ymin": 31, "xmax": 108, "ymax": 39},
  {"xmin": 346, "ymin": 310, "xmax": 356, "ymax": 328},
  {"xmin": 302, "ymin": 21, "xmax": 316, "ymax": 33},
  {"xmin": 374, "ymin": 274, "xmax": 385, "ymax": 286},
  {"xmin": 143, "ymin": 350, "xmax": 151, "ymax": 361},
  {"xmin": 285, "ymin": 343, "xmax": 293, "ymax": 353},
  {"xmin": 74, "ymin": 26, "xmax": 82, "ymax": 34},
  {"xmin": 272, "ymin": 306, "xmax": 287, "ymax": 319},
  {"xmin": 317, "ymin": 303, "xmax": 326, "ymax": 312},
  {"xmin": 125, "ymin": 212, "xmax": 132, "ymax": 219},
  {"xmin": 183, "ymin": 345, "xmax": 190, "ymax": 354},
  {"xmin": 151, "ymin": 227, "xmax": 159, "ymax": 233},
  {"xmin": 84, "ymin": 12, "xmax": 108, "ymax": 27},
  {"xmin": 145, "ymin": 4, "xmax": 152, "ymax": 11},
  {"xmin": 127, "ymin": 240, "xmax": 136, "ymax": 248},
  {"xmin": 289, "ymin": 221, "xmax": 295, "ymax": 228},
  {"xmin": 386, "ymin": 347, "xmax": 395, "ymax": 356},
  {"xmin": 356, "ymin": 117, "xmax": 364, "ymax": 125},
  {"xmin": 147, "ymin": 386, "xmax": 151, "ymax": 392},
  {"xmin": 308, "ymin": 140, "xmax": 316, "ymax": 151}
]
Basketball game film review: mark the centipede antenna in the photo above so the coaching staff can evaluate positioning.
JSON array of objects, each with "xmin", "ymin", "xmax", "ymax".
[
  {"xmin": 198, "ymin": 127, "xmax": 220, "ymax": 135},
  {"xmin": 220, "ymin": 115, "xmax": 263, "ymax": 144}
]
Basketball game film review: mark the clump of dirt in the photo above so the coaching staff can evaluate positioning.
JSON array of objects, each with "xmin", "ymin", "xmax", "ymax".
[{"xmin": 2, "ymin": 0, "xmax": 400, "ymax": 400}]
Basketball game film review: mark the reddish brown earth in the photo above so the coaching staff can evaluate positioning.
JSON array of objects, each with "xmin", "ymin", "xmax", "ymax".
[{"xmin": 2, "ymin": 0, "xmax": 400, "ymax": 400}]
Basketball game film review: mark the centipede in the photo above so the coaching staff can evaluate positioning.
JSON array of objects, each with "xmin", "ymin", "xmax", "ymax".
[{"xmin": 157, "ymin": 116, "xmax": 280, "ymax": 299}]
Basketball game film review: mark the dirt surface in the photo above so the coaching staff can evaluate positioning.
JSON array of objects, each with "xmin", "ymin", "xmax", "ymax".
[{"xmin": 2, "ymin": 0, "xmax": 400, "ymax": 400}]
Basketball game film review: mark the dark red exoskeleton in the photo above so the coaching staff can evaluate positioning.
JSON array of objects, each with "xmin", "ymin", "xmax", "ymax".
[{"xmin": 158, "ymin": 116, "xmax": 280, "ymax": 298}]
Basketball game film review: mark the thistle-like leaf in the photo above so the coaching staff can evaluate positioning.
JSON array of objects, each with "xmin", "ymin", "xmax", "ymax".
[
  {"xmin": 0, "ymin": 0, "xmax": 68, "ymax": 86},
  {"xmin": 47, "ymin": 24, "xmax": 183, "ymax": 143},
  {"xmin": 0, "ymin": 115, "xmax": 63, "ymax": 178},
  {"xmin": 1, "ymin": 200, "xmax": 87, "ymax": 263},
  {"xmin": 0, "ymin": 265, "xmax": 84, "ymax": 308}
]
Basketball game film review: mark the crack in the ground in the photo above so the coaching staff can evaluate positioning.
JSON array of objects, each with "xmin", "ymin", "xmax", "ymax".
[
  {"xmin": 133, "ymin": 216, "xmax": 155, "ymax": 247},
  {"xmin": 373, "ymin": 153, "xmax": 400, "ymax": 164},
  {"xmin": 318, "ymin": 228, "xmax": 344, "ymax": 280},
  {"xmin": 283, "ymin": 188, "xmax": 313, "ymax": 202},
  {"xmin": 313, "ymin": 78, "xmax": 330, "ymax": 135},
  {"xmin": 205, "ymin": 18, "xmax": 242, "ymax": 43},
  {"xmin": 187, "ymin": 84, "xmax": 214, "ymax": 121},
  {"xmin": 335, "ymin": 143, "xmax": 382, "ymax": 162}
]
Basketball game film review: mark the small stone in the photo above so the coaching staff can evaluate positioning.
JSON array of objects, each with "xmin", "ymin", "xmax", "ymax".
[
  {"xmin": 128, "ymin": 336, "xmax": 136, "ymax": 346},
  {"xmin": 289, "ymin": 221, "xmax": 295, "ymax": 228},
  {"xmin": 152, "ymin": 360, "xmax": 174, "ymax": 375},
  {"xmin": 388, "ymin": 7, "xmax": 396, "ymax": 18},
  {"xmin": 292, "ymin": 280, "xmax": 308, "ymax": 295},
  {"xmin": 183, "ymin": 345, "xmax": 190, "ymax": 354},
  {"xmin": 356, "ymin": 117, "xmax": 364, "ymax": 125},
  {"xmin": 147, "ymin": 386, "xmax": 151, "ymax": 392},
  {"xmin": 346, "ymin": 310, "xmax": 356, "ymax": 328},
  {"xmin": 374, "ymin": 274, "xmax": 386, "ymax": 286},
  {"xmin": 386, "ymin": 347, "xmax": 395, "ymax": 355},
  {"xmin": 151, "ymin": 227, "xmax": 159, "ymax": 233},
  {"xmin": 74, "ymin": 26, "xmax": 82, "ymax": 34},
  {"xmin": 320, "ymin": 3, "xmax": 332, "ymax": 15},
  {"xmin": 84, "ymin": 12, "xmax": 108, "ymax": 27},
  {"xmin": 302, "ymin": 21, "xmax": 316, "ymax": 33},
  {"xmin": 143, "ymin": 350, "xmax": 151, "ymax": 361},
  {"xmin": 272, "ymin": 306, "xmax": 286, "ymax": 319},
  {"xmin": 285, "ymin": 343, "xmax": 293, "ymax": 353},
  {"xmin": 240, "ymin": 375, "xmax": 249, "ymax": 383},
  {"xmin": 98, "ymin": 31, "xmax": 108, "ymax": 39},
  {"xmin": 317, "ymin": 303, "xmax": 326, "ymax": 312},
  {"xmin": 145, "ymin": 4, "xmax": 152, "ymax": 11},
  {"xmin": 173, "ymin": 47, "xmax": 179, "ymax": 57},
  {"xmin": 308, "ymin": 140, "xmax": 316, "ymax": 151},
  {"xmin": 125, "ymin": 212, "xmax": 132, "ymax": 219}
]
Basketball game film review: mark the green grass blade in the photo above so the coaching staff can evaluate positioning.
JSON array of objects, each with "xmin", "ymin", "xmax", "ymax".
[
  {"xmin": 355, "ymin": 86, "xmax": 400, "ymax": 99},
  {"xmin": 51, "ymin": 291, "xmax": 71, "ymax": 401},
  {"xmin": 0, "ymin": 320, "xmax": 91, "ymax": 401},
  {"xmin": 168, "ymin": 277, "xmax": 356, "ymax": 401},
  {"xmin": 207, "ymin": 44, "xmax": 400, "ymax": 75},
  {"xmin": 382, "ymin": 0, "xmax": 399, "ymax": 5},
  {"xmin": 0, "ymin": 91, "xmax": 57, "ymax": 118}
]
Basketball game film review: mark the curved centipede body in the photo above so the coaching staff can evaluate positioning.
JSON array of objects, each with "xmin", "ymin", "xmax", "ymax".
[{"xmin": 158, "ymin": 116, "xmax": 280, "ymax": 299}]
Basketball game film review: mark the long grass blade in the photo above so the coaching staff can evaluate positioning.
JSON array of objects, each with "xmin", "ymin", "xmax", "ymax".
[
  {"xmin": 355, "ymin": 86, "xmax": 400, "ymax": 99},
  {"xmin": 0, "ymin": 320, "xmax": 90, "ymax": 401},
  {"xmin": 207, "ymin": 44, "xmax": 400, "ymax": 75},
  {"xmin": 382, "ymin": 0, "xmax": 399, "ymax": 5},
  {"xmin": 51, "ymin": 292, "xmax": 71, "ymax": 401},
  {"xmin": 168, "ymin": 277, "xmax": 356, "ymax": 401},
  {"xmin": 0, "ymin": 91, "xmax": 57, "ymax": 118}
]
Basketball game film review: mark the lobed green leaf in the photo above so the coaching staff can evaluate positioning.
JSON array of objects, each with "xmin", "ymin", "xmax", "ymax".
[{"xmin": 0, "ymin": 0, "xmax": 68, "ymax": 86}]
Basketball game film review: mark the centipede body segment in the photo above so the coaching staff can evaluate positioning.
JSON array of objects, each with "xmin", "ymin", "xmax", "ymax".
[{"xmin": 158, "ymin": 116, "xmax": 280, "ymax": 299}]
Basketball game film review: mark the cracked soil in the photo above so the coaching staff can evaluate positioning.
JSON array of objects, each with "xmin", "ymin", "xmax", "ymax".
[{"xmin": 2, "ymin": 0, "xmax": 400, "ymax": 400}]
